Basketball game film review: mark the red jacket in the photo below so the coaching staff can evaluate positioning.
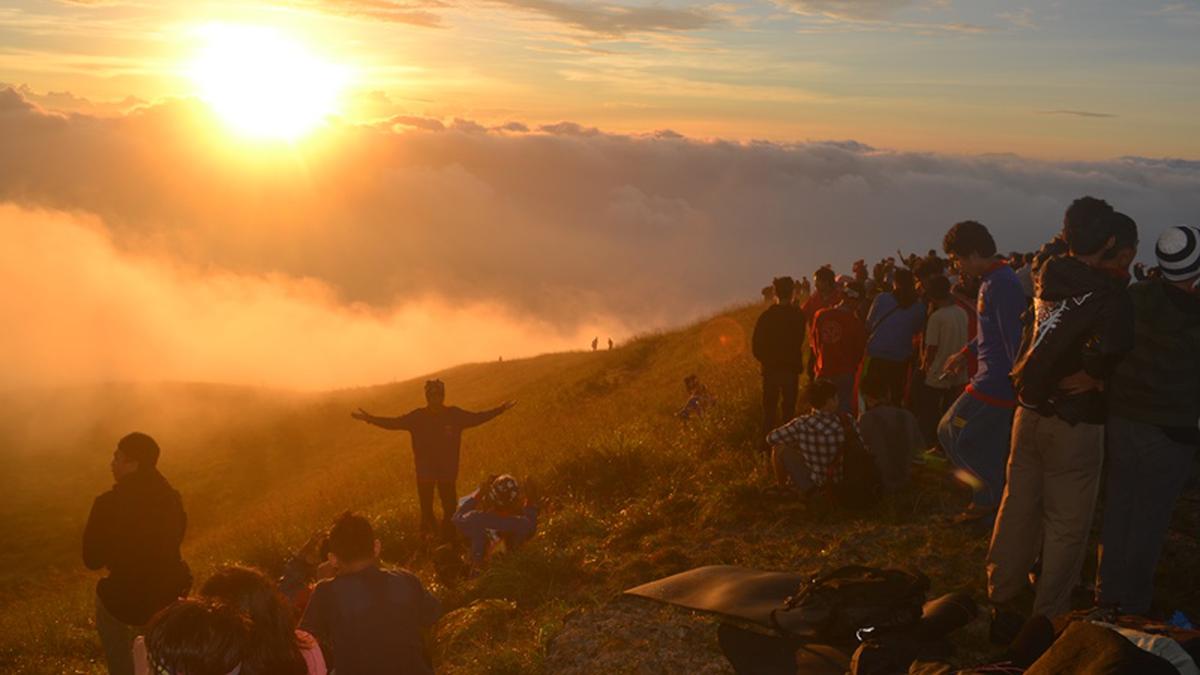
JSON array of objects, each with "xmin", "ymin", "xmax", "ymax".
[{"xmin": 810, "ymin": 306, "xmax": 867, "ymax": 378}]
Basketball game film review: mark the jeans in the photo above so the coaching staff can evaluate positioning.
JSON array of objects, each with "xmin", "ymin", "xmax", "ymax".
[
  {"xmin": 1095, "ymin": 416, "xmax": 1197, "ymax": 615},
  {"xmin": 938, "ymin": 391, "xmax": 1014, "ymax": 508},
  {"xmin": 96, "ymin": 593, "xmax": 138, "ymax": 675},
  {"xmin": 987, "ymin": 408, "xmax": 1105, "ymax": 618},
  {"xmin": 915, "ymin": 379, "xmax": 962, "ymax": 448},
  {"xmin": 774, "ymin": 445, "xmax": 815, "ymax": 493},
  {"xmin": 762, "ymin": 370, "xmax": 800, "ymax": 450},
  {"xmin": 825, "ymin": 371, "xmax": 857, "ymax": 416}
]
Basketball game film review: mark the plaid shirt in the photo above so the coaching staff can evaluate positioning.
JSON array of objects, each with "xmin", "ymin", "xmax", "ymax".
[{"xmin": 767, "ymin": 410, "xmax": 859, "ymax": 486}]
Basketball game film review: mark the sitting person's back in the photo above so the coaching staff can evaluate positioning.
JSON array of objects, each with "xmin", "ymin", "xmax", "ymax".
[
  {"xmin": 300, "ymin": 513, "xmax": 441, "ymax": 675},
  {"xmin": 857, "ymin": 372, "xmax": 923, "ymax": 491}
]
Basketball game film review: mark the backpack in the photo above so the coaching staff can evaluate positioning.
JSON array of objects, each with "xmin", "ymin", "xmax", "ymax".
[
  {"xmin": 770, "ymin": 566, "xmax": 930, "ymax": 646},
  {"xmin": 832, "ymin": 413, "xmax": 883, "ymax": 510}
]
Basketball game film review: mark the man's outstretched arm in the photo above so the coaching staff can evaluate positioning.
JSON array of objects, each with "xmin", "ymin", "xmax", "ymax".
[
  {"xmin": 459, "ymin": 401, "xmax": 516, "ymax": 428},
  {"xmin": 351, "ymin": 408, "xmax": 413, "ymax": 430}
]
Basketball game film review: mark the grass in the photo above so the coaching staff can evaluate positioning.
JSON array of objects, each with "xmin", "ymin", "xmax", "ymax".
[{"xmin": 1, "ymin": 301, "xmax": 1197, "ymax": 673}]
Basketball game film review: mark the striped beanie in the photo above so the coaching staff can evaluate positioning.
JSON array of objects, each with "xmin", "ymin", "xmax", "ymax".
[{"xmin": 1156, "ymin": 226, "xmax": 1200, "ymax": 282}]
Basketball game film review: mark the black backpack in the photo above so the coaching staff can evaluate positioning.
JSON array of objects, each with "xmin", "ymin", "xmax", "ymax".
[
  {"xmin": 832, "ymin": 413, "xmax": 883, "ymax": 510},
  {"xmin": 770, "ymin": 566, "xmax": 930, "ymax": 646}
]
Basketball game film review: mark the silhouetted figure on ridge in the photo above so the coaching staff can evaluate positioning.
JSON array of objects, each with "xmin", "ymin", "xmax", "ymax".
[
  {"xmin": 83, "ymin": 432, "xmax": 191, "ymax": 675},
  {"xmin": 752, "ymin": 276, "xmax": 806, "ymax": 456},
  {"xmin": 591, "ymin": 337, "xmax": 599, "ymax": 352},
  {"xmin": 352, "ymin": 380, "xmax": 515, "ymax": 538},
  {"xmin": 608, "ymin": 337, "xmax": 614, "ymax": 350}
]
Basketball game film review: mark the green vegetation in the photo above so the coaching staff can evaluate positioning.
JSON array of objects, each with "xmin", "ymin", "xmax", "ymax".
[{"xmin": 1, "ymin": 303, "xmax": 1197, "ymax": 673}]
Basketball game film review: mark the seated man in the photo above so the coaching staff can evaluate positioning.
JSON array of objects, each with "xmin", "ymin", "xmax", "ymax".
[
  {"xmin": 857, "ymin": 370, "xmax": 924, "ymax": 492},
  {"xmin": 452, "ymin": 475, "xmax": 540, "ymax": 572},
  {"xmin": 677, "ymin": 374, "xmax": 716, "ymax": 420},
  {"xmin": 300, "ymin": 512, "xmax": 442, "ymax": 675},
  {"xmin": 767, "ymin": 379, "xmax": 863, "ymax": 495}
]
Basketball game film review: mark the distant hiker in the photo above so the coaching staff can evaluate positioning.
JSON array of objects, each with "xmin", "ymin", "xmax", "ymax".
[
  {"xmin": 863, "ymin": 268, "xmax": 925, "ymax": 405},
  {"xmin": 858, "ymin": 370, "xmax": 923, "ymax": 492},
  {"xmin": 591, "ymin": 336, "xmax": 599, "ymax": 351},
  {"xmin": 809, "ymin": 280, "xmax": 867, "ymax": 415},
  {"xmin": 452, "ymin": 474, "xmax": 540, "ymax": 573},
  {"xmin": 752, "ymin": 276, "xmax": 807, "ymax": 455},
  {"xmin": 136, "ymin": 566, "xmax": 326, "ymax": 675},
  {"xmin": 677, "ymin": 374, "xmax": 716, "ymax": 419},
  {"xmin": 300, "ymin": 512, "xmax": 442, "ymax": 675},
  {"xmin": 138, "ymin": 599, "xmax": 248, "ymax": 675},
  {"xmin": 351, "ymin": 380, "xmax": 515, "ymax": 537},
  {"xmin": 767, "ymin": 379, "xmax": 864, "ymax": 496},
  {"xmin": 915, "ymin": 275, "xmax": 969, "ymax": 445},
  {"xmin": 1095, "ymin": 225, "xmax": 1200, "ymax": 617},
  {"xmin": 989, "ymin": 201, "xmax": 1136, "ymax": 635},
  {"xmin": 83, "ymin": 432, "xmax": 191, "ymax": 675},
  {"xmin": 608, "ymin": 337, "xmax": 614, "ymax": 350},
  {"xmin": 938, "ymin": 221, "xmax": 1026, "ymax": 525},
  {"xmin": 802, "ymin": 267, "xmax": 843, "ymax": 380}
]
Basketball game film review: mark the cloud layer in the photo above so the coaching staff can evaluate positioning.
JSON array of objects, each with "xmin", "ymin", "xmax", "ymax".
[{"xmin": 3, "ymin": 87, "xmax": 1199, "ymax": 388}]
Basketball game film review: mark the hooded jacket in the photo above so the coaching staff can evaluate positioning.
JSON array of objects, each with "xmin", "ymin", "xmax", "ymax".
[
  {"xmin": 1108, "ymin": 280, "xmax": 1200, "ymax": 440},
  {"xmin": 1010, "ymin": 256, "xmax": 1134, "ymax": 425},
  {"xmin": 82, "ymin": 468, "xmax": 191, "ymax": 625}
]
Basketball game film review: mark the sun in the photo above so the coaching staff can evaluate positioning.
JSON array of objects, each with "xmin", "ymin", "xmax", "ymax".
[{"xmin": 188, "ymin": 24, "xmax": 351, "ymax": 141}]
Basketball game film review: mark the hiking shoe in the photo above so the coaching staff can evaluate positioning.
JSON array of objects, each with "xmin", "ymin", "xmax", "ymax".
[
  {"xmin": 989, "ymin": 605, "xmax": 1026, "ymax": 647},
  {"xmin": 948, "ymin": 505, "xmax": 997, "ymax": 526}
]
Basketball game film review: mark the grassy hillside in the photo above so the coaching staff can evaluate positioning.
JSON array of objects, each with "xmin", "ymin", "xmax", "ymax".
[{"xmin": 2, "ymin": 302, "xmax": 1197, "ymax": 674}]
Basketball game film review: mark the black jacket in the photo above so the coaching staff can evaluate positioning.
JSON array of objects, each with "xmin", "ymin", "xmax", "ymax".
[
  {"xmin": 1108, "ymin": 280, "xmax": 1200, "ymax": 441},
  {"xmin": 82, "ymin": 468, "xmax": 191, "ymax": 625},
  {"xmin": 752, "ymin": 303, "xmax": 806, "ymax": 374},
  {"xmin": 1010, "ymin": 256, "xmax": 1134, "ymax": 425}
]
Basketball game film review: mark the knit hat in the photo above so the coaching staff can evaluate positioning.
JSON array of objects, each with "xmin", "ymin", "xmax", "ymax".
[
  {"xmin": 486, "ymin": 475, "xmax": 521, "ymax": 509},
  {"xmin": 424, "ymin": 379, "xmax": 445, "ymax": 395},
  {"xmin": 1156, "ymin": 226, "xmax": 1200, "ymax": 282}
]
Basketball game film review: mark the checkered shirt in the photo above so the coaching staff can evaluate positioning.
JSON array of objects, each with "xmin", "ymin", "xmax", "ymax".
[{"xmin": 767, "ymin": 410, "xmax": 859, "ymax": 486}]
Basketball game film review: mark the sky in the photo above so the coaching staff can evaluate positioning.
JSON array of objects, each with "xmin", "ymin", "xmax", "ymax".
[{"xmin": 1, "ymin": 1, "xmax": 1199, "ymax": 390}]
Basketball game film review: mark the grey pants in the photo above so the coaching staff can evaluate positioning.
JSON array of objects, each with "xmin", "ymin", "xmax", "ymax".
[
  {"xmin": 1096, "ymin": 416, "xmax": 1197, "ymax": 615},
  {"xmin": 986, "ymin": 408, "xmax": 1104, "ymax": 618},
  {"xmin": 96, "ymin": 593, "xmax": 137, "ymax": 675}
]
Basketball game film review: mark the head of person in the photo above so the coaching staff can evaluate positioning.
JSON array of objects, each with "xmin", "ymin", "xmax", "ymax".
[
  {"xmin": 111, "ymin": 432, "xmax": 160, "ymax": 481},
  {"xmin": 806, "ymin": 379, "xmax": 839, "ymax": 414},
  {"xmin": 480, "ymin": 474, "xmax": 522, "ymax": 513},
  {"xmin": 1099, "ymin": 211, "xmax": 1139, "ymax": 275},
  {"xmin": 201, "ymin": 567, "xmax": 306, "ymax": 675},
  {"xmin": 772, "ymin": 276, "xmax": 795, "ymax": 304},
  {"xmin": 859, "ymin": 371, "xmax": 887, "ymax": 408},
  {"xmin": 840, "ymin": 281, "xmax": 864, "ymax": 308},
  {"xmin": 892, "ymin": 268, "xmax": 918, "ymax": 308},
  {"xmin": 326, "ymin": 512, "xmax": 379, "ymax": 568},
  {"xmin": 814, "ymin": 267, "xmax": 837, "ymax": 295},
  {"xmin": 1156, "ymin": 225, "xmax": 1200, "ymax": 294},
  {"xmin": 683, "ymin": 374, "xmax": 699, "ymax": 392},
  {"xmin": 1062, "ymin": 197, "xmax": 1120, "ymax": 263},
  {"xmin": 942, "ymin": 220, "xmax": 998, "ymax": 278},
  {"xmin": 926, "ymin": 274, "xmax": 952, "ymax": 305},
  {"xmin": 145, "ymin": 599, "xmax": 249, "ymax": 675},
  {"xmin": 424, "ymin": 379, "xmax": 446, "ymax": 408}
]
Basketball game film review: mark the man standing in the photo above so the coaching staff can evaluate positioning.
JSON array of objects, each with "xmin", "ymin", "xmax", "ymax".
[
  {"xmin": 938, "ymin": 221, "xmax": 1026, "ymax": 524},
  {"xmin": 803, "ymin": 267, "xmax": 843, "ymax": 380},
  {"xmin": 917, "ymin": 275, "xmax": 969, "ymax": 445},
  {"xmin": 987, "ymin": 201, "xmax": 1135, "ymax": 635},
  {"xmin": 1096, "ymin": 225, "xmax": 1200, "ymax": 616},
  {"xmin": 352, "ymin": 380, "xmax": 515, "ymax": 537},
  {"xmin": 752, "ymin": 276, "xmax": 807, "ymax": 455},
  {"xmin": 810, "ymin": 281, "xmax": 867, "ymax": 415},
  {"xmin": 83, "ymin": 432, "xmax": 191, "ymax": 675}
]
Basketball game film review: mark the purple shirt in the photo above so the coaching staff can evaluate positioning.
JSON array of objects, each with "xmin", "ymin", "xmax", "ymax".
[{"xmin": 968, "ymin": 263, "xmax": 1027, "ymax": 405}]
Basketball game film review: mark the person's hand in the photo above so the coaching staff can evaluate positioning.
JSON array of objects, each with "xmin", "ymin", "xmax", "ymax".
[
  {"xmin": 499, "ymin": 400, "xmax": 517, "ymax": 413},
  {"xmin": 351, "ymin": 408, "xmax": 371, "ymax": 422},
  {"xmin": 1058, "ymin": 370, "xmax": 1104, "ymax": 396},
  {"xmin": 943, "ymin": 351, "xmax": 968, "ymax": 376}
]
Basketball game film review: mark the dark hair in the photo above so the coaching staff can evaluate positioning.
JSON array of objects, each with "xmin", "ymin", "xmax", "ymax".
[
  {"xmin": 201, "ymin": 567, "xmax": 307, "ymax": 675},
  {"xmin": 1062, "ymin": 196, "xmax": 1116, "ymax": 255},
  {"xmin": 772, "ymin": 276, "xmax": 795, "ymax": 301},
  {"xmin": 892, "ymin": 269, "xmax": 918, "ymax": 308},
  {"xmin": 926, "ymin": 275, "xmax": 951, "ymax": 301},
  {"xmin": 806, "ymin": 379, "xmax": 839, "ymax": 410},
  {"xmin": 813, "ymin": 267, "xmax": 836, "ymax": 284},
  {"xmin": 858, "ymin": 371, "xmax": 887, "ymax": 401},
  {"xmin": 914, "ymin": 258, "xmax": 945, "ymax": 280},
  {"xmin": 327, "ymin": 512, "xmax": 375, "ymax": 562},
  {"xmin": 1106, "ymin": 211, "xmax": 1138, "ymax": 253},
  {"xmin": 145, "ymin": 599, "xmax": 248, "ymax": 675},
  {"xmin": 943, "ymin": 221, "xmax": 997, "ymax": 259},
  {"xmin": 117, "ymin": 432, "xmax": 160, "ymax": 468}
]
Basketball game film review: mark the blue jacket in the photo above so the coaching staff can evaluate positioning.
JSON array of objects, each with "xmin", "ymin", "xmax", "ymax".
[{"xmin": 452, "ymin": 491, "xmax": 538, "ymax": 562}]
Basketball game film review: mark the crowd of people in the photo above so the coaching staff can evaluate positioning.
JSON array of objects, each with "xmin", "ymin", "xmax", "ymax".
[
  {"xmin": 756, "ymin": 197, "xmax": 1200, "ymax": 646},
  {"xmin": 81, "ymin": 196, "xmax": 1199, "ymax": 674}
]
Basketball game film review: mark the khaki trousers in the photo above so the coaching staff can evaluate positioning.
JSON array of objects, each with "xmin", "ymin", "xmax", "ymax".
[{"xmin": 986, "ymin": 407, "xmax": 1104, "ymax": 618}]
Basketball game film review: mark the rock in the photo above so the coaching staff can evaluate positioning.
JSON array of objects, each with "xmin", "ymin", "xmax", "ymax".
[
  {"xmin": 545, "ymin": 597, "xmax": 733, "ymax": 674},
  {"xmin": 436, "ymin": 599, "xmax": 519, "ymax": 645}
]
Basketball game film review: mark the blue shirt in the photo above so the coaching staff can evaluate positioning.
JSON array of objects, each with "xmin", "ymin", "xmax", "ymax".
[
  {"xmin": 452, "ymin": 491, "xmax": 539, "ymax": 562},
  {"xmin": 968, "ymin": 263, "xmax": 1027, "ymax": 404},
  {"xmin": 866, "ymin": 293, "xmax": 926, "ymax": 361}
]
